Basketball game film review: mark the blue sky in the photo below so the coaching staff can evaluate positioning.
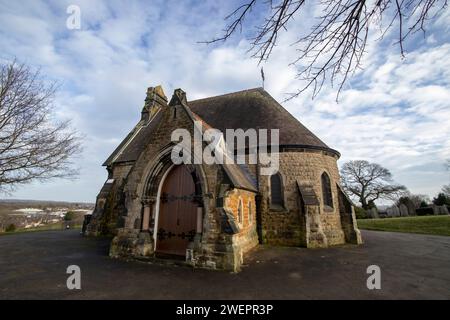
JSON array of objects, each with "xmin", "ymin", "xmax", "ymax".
[{"xmin": 0, "ymin": 0, "xmax": 449, "ymax": 203}]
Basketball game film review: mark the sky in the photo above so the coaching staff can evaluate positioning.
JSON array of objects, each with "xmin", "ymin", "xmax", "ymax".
[{"xmin": 0, "ymin": 0, "xmax": 449, "ymax": 204}]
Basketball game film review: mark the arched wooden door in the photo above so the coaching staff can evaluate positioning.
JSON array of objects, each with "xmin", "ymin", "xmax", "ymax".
[{"xmin": 156, "ymin": 165, "xmax": 198, "ymax": 256}]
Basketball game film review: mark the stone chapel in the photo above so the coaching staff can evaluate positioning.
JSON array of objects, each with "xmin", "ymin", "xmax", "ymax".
[{"xmin": 86, "ymin": 86, "xmax": 362, "ymax": 271}]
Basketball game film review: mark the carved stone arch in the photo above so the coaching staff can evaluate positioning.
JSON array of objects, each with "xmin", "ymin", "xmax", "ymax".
[
  {"xmin": 141, "ymin": 145, "xmax": 207, "ymax": 202},
  {"xmin": 145, "ymin": 155, "xmax": 174, "ymax": 200},
  {"xmin": 138, "ymin": 144, "xmax": 211, "ymax": 250}
]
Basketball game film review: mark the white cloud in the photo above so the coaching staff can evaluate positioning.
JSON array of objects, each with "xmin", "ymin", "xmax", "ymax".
[{"xmin": 0, "ymin": 0, "xmax": 449, "ymax": 203}]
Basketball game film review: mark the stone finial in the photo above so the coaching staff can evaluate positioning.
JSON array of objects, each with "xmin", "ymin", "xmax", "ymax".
[
  {"xmin": 169, "ymin": 88, "xmax": 187, "ymax": 106},
  {"xmin": 141, "ymin": 85, "xmax": 168, "ymax": 121}
]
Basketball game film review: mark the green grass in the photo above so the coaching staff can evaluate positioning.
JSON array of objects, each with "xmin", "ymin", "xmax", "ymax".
[
  {"xmin": 357, "ymin": 215, "xmax": 450, "ymax": 236},
  {"xmin": 0, "ymin": 222, "xmax": 82, "ymax": 236}
]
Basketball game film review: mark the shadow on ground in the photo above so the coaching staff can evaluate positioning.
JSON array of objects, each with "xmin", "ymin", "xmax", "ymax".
[{"xmin": 0, "ymin": 230, "xmax": 449, "ymax": 299}]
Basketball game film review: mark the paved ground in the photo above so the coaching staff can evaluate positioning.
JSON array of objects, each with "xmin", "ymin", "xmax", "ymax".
[{"xmin": 0, "ymin": 230, "xmax": 449, "ymax": 299}]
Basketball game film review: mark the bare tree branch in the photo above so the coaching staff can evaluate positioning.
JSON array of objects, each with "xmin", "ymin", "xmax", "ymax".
[
  {"xmin": 340, "ymin": 159, "xmax": 407, "ymax": 208},
  {"xmin": 0, "ymin": 60, "xmax": 82, "ymax": 192},
  {"xmin": 200, "ymin": 0, "xmax": 258, "ymax": 43},
  {"xmin": 205, "ymin": 0, "xmax": 448, "ymax": 100}
]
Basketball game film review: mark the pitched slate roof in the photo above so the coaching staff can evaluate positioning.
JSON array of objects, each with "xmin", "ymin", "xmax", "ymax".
[
  {"xmin": 103, "ymin": 110, "xmax": 163, "ymax": 166},
  {"xmin": 104, "ymin": 87, "xmax": 339, "ymax": 167},
  {"xmin": 178, "ymin": 95, "xmax": 258, "ymax": 192},
  {"xmin": 189, "ymin": 88, "xmax": 337, "ymax": 153}
]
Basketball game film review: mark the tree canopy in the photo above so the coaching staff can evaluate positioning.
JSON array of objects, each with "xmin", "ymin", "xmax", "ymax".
[
  {"xmin": 0, "ymin": 60, "xmax": 81, "ymax": 192},
  {"xmin": 433, "ymin": 193, "xmax": 450, "ymax": 206},
  {"xmin": 340, "ymin": 160, "xmax": 407, "ymax": 209}
]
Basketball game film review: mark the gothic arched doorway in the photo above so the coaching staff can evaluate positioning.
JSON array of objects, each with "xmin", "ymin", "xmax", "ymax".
[{"xmin": 156, "ymin": 165, "xmax": 198, "ymax": 256}]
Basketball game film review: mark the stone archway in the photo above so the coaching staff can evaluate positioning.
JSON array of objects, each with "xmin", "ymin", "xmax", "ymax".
[{"xmin": 140, "ymin": 147, "xmax": 207, "ymax": 258}]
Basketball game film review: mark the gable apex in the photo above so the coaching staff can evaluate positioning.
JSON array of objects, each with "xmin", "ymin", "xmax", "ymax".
[{"xmin": 169, "ymin": 88, "xmax": 187, "ymax": 106}]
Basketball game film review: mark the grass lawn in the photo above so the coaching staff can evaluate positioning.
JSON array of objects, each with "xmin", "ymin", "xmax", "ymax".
[
  {"xmin": 0, "ymin": 222, "xmax": 82, "ymax": 236},
  {"xmin": 357, "ymin": 215, "xmax": 450, "ymax": 236}
]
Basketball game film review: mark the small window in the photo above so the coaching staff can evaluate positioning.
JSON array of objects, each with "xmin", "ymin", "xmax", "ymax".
[
  {"xmin": 270, "ymin": 173, "xmax": 284, "ymax": 208},
  {"xmin": 237, "ymin": 198, "xmax": 243, "ymax": 225},
  {"xmin": 321, "ymin": 172, "xmax": 333, "ymax": 208},
  {"xmin": 248, "ymin": 200, "xmax": 252, "ymax": 224}
]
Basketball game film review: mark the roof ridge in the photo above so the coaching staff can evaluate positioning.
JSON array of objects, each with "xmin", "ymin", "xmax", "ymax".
[
  {"xmin": 256, "ymin": 89, "xmax": 330, "ymax": 148},
  {"xmin": 188, "ymin": 87, "xmax": 264, "ymax": 103}
]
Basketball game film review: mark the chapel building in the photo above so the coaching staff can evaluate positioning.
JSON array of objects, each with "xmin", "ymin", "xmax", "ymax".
[{"xmin": 86, "ymin": 86, "xmax": 362, "ymax": 271}]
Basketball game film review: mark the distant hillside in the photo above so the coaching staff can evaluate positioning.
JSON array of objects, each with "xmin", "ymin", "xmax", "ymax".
[
  {"xmin": 0, "ymin": 199, "xmax": 94, "ymax": 232},
  {"xmin": 0, "ymin": 199, "xmax": 94, "ymax": 210}
]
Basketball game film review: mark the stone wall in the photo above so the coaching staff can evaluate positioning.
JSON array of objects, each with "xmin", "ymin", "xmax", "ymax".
[
  {"xmin": 107, "ymin": 100, "xmax": 253, "ymax": 271},
  {"xmin": 87, "ymin": 163, "xmax": 133, "ymax": 236},
  {"xmin": 224, "ymin": 188, "xmax": 259, "ymax": 255},
  {"xmin": 91, "ymin": 88, "xmax": 362, "ymax": 271},
  {"xmin": 259, "ymin": 150, "xmax": 352, "ymax": 247}
]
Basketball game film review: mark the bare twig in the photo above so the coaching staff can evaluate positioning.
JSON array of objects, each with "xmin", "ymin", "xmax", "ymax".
[
  {"xmin": 205, "ymin": 0, "xmax": 448, "ymax": 100},
  {"xmin": 0, "ymin": 60, "xmax": 82, "ymax": 192},
  {"xmin": 340, "ymin": 160, "xmax": 407, "ymax": 208}
]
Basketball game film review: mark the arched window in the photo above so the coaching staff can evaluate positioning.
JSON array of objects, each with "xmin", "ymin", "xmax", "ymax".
[
  {"xmin": 270, "ymin": 173, "xmax": 284, "ymax": 208},
  {"xmin": 321, "ymin": 172, "xmax": 333, "ymax": 208},
  {"xmin": 248, "ymin": 200, "xmax": 252, "ymax": 224},
  {"xmin": 237, "ymin": 198, "xmax": 243, "ymax": 225}
]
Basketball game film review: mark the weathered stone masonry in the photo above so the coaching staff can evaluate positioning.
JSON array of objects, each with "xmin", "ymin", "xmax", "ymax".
[{"xmin": 87, "ymin": 86, "xmax": 362, "ymax": 272}]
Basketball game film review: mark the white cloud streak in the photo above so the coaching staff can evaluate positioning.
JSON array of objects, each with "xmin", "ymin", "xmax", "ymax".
[{"xmin": 0, "ymin": 0, "xmax": 448, "ymax": 202}]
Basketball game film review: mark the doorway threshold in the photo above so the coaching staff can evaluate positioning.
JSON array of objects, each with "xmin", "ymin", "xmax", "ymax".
[{"xmin": 134, "ymin": 253, "xmax": 190, "ymax": 268}]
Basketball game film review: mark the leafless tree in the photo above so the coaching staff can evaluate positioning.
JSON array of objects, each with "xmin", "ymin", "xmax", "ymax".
[
  {"xmin": 442, "ymin": 184, "xmax": 450, "ymax": 197},
  {"xmin": 340, "ymin": 160, "xmax": 407, "ymax": 208},
  {"xmin": 443, "ymin": 159, "xmax": 450, "ymax": 192},
  {"xmin": 205, "ymin": 0, "xmax": 448, "ymax": 99},
  {"xmin": 445, "ymin": 159, "xmax": 450, "ymax": 188},
  {"xmin": 0, "ymin": 60, "xmax": 82, "ymax": 192}
]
